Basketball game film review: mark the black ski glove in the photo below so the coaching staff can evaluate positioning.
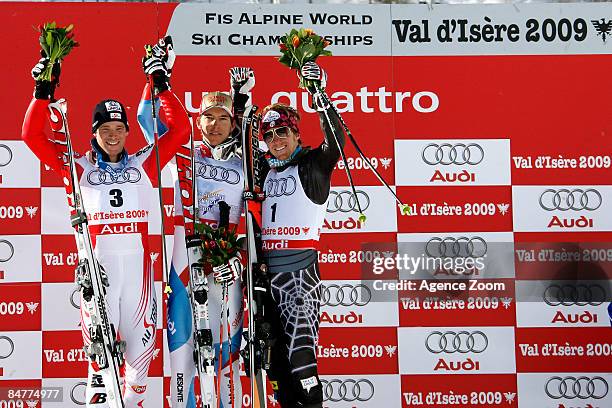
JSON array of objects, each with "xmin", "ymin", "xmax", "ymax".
[
  {"xmin": 31, "ymin": 57, "xmax": 61, "ymax": 100},
  {"xmin": 142, "ymin": 36, "xmax": 175, "ymax": 94}
]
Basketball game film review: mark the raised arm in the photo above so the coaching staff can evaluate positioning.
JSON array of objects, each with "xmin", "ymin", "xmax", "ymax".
[{"xmin": 21, "ymin": 57, "xmax": 64, "ymax": 172}]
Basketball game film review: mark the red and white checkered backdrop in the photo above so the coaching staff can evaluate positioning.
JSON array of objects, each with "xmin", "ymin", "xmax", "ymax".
[{"xmin": 1, "ymin": 2, "xmax": 612, "ymax": 407}]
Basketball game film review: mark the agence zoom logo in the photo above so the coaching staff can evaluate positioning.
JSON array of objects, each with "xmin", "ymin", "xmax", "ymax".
[
  {"xmin": 321, "ymin": 379, "xmax": 374, "ymax": 402},
  {"xmin": 539, "ymin": 189, "xmax": 602, "ymax": 211},
  {"xmin": 87, "ymin": 167, "xmax": 141, "ymax": 186},
  {"xmin": 265, "ymin": 175, "xmax": 296, "ymax": 198},
  {"xmin": 544, "ymin": 284, "xmax": 606, "ymax": 306},
  {"xmin": 327, "ymin": 190, "xmax": 370, "ymax": 213},
  {"xmin": 545, "ymin": 376, "xmax": 608, "ymax": 399},
  {"xmin": 195, "ymin": 163, "xmax": 240, "ymax": 185},
  {"xmin": 425, "ymin": 236, "xmax": 487, "ymax": 258},
  {"xmin": 0, "ymin": 144, "xmax": 13, "ymax": 167},
  {"xmin": 321, "ymin": 284, "xmax": 372, "ymax": 307},
  {"xmin": 422, "ymin": 143, "xmax": 484, "ymax": 165},
  {"xmin": 425, "ymin": 331, "xmax": 488, "ymax": 354}
]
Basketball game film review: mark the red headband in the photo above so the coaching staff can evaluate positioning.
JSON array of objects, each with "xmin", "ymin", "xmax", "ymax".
[{"xmin": 261, "ymin": 109, "xmax": 299, "ymax": 135}]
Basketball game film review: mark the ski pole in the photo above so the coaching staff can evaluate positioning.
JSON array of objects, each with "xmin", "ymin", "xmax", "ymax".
[
  {"xmin": 314, "ymin": 91, "xmax": 366, "ymax": 222},
  {"xmin": 315, "ymin": 83, "xmax": 411, "ymax": 215},
  {"xmin": 145, "ymin": 44, "xmax": 172, "ymax": 294}
]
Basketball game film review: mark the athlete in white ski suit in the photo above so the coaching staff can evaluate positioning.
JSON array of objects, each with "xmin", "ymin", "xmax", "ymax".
[
  {"xmin": 22, "ymin": 46, "xmax": 189, "ymax": 407},
  {"xmin": 138, "ymin": 68, "xmax": 255, "ymax": 408}
]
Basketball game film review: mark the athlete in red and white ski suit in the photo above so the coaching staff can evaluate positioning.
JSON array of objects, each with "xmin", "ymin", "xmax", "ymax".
[{"xmin": 22, "ymin": 61, "xmax": 189, "ymax": 407}]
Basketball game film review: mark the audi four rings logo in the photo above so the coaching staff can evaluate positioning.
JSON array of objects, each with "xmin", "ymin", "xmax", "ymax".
[
  {"xmin": 327, "ymin": 190, "xmax": 370, "ymax": 213},
  {"xmin": 321, "ymin": 379, "xmax": 374, "ymax": 402},
  {"xmin": 70, "ymin": 381, "xmax": 87, "ymax": 405},
  {"xmin": 87, "ymin": 167, "xmax": 142, "ymax": 185},
  {"xmin": 422, "ymin": 143, "xmax": 484, "ymax": 165},
  {"xmin": 544, "ymin": 284, "xmax": 606, "ymax": 306},
  {"xmin": 322, "ymin": 284, "xmax": 372, "ymax": 306},
  {"xmin": 195, "ymin": 163, "xmax": 240, "ymax": 185},
  {"xmin": 425, "ymin": 331, "xmax": 488, "ymax": 354},
  {"xmin": 0, "ymin": 335, "xmax": 15, "ymax": 359},
  {"xmin": 265, "ymin": 176, "xmax": 297, "ymax": 197},
  {"xmin": 539, "ymin": 189, "xmax": 602, "ymax": 211},
  {"xmin": 0, "ymin": 144, "xmax": 12, "ymax": 167},
  {"xmin": 425, "ymin": 236, "xmax": 487, "ymax": 258},
  {"xmin": 545, "ymin": 376, "xmax": 608, "ymax": 399},
  {"xmin": 70, "ymin": 287, "xmax": 81, "ymax": 309},
  {"xmin": 0, "ymin": 239, "xmax": 15, "ymax": 262}
]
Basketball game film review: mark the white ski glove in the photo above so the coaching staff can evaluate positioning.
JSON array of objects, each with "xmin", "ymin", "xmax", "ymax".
[
  {"xmin": 150, "ymin": 36, "xmax": 175, "ymax": 75},
  {"xmin": 300, "ymin": 61, "xmax": 327, "ymax": 91},
  {"xmin": 212, "ymin": 255, "xmax": 242, "ymax": 285},
  {"xmin": 230, "ymin": 67, "xmax": 255, "ymax": 94},
  {"xmin": 300, "ymin": 61, "xmax": 330, "ymax": 111}
]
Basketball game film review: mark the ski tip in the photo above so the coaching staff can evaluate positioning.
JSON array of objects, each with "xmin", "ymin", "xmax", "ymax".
[{"xmin": 398, "ymin": 203, "xmax": 412, "ymax": 216}]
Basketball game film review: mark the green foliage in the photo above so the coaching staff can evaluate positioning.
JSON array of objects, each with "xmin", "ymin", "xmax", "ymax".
[{"xmin": 35, "ymin": 21, "xmax": 79, "ymax": 81}]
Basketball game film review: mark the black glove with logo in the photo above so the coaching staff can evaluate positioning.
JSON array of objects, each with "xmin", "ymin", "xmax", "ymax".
[
  {"xmin": 31, "ymin": 57, "xmax": 61, "ymax": 100},
  {"xmin": 142, "ymin": 36, "xmax": 175, "ymax": 94}
]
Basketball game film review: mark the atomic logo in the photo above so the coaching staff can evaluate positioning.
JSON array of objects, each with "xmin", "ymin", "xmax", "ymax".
[
  {"xmin": 592, "ymin": 18, "xmax": 612, "ymax": 42},
  {"xmin": 25, "ymin": 206, "xmax": 39, "ymax": 219}
]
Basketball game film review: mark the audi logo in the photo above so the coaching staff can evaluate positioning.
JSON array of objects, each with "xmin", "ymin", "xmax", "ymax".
[
  {"xmin": 545, "ymin": 376, "xmax": 608, "ymax": 399},
  {"xmin": 0, "ymin": 335, "xmax": 15, "ymax": 359},
  {"xmin": 265, "ymin": 176, "xmax": 296, "ymax": 198},
  {"xmin": 70, "ymin": 381, "xmax": 87, "ymax": 405},
  {"xmin": 425, "ymin": 331, "xmax": 488, "ymax": 354},
  {"xmin": 327, "ymin": 190, "xmax": 370, "ymax": 213},
  {"xmin": 321, "ymin": 379, "xmax": 374, "ymax": 402},
  {"xmin": 0, "ymin": 239, "xmax": 15, "ymax": 262},
  {"xmin": 425, "ymin": 236, "xmax": 487, "ymax": 258},
  {"xmin": 322, "ymin": 284, "xmax": 372, "ymax": 307},
  {"xmin": 70, "ymin": 287, "xmax": 81, "ymax": 309},
  {"xmin": 539, "ymin": 189, "xmax": 602, "ymax": 211},
  {"xmin": 87, "ymin": 167, "xmax": 141, "ymax": 185},
  {"xmin": 544, "ymin": 284, "xmax": 606, "ymax": 306},
  {"xmin": 422, "ymin": 143, "xmax": 484, "ymax": 165},
  {"xmin": 195, "ymin": 163, "xmax": 240, "ymax": 185},
  {"xmin": 0, "ymin": 144, "xmax": 12, "ymax": 167}
]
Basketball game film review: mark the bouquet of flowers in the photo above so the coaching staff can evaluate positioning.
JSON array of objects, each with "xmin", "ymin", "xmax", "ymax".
[
  {"xmin": 278, "ymin": 28, "xmax": 331, "ymax": 89},
  {"xmin": 36, "ymin": 21, "xmax": 79, "ymax": 81},
  {"xmin": 195, "ymin": 223, "xmax": 239, "ymax": 267}
]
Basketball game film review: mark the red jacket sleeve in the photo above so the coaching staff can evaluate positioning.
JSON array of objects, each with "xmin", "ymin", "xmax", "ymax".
[
  {"xmin": 21, "ymin": 98, "xmax": 64, "ymax": 172},
  {"xmin": 142, "ymin": 88, "xmax": 191, "ymax": 181}
]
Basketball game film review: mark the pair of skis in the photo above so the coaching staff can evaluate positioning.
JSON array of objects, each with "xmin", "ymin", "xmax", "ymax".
[
  {"xmin": 48, "ymin": 99, "xmax": 125, "ymax": 408},
  {"xmin": 175, "ymin": 104, "xmax": 268, "ymax": 408}
]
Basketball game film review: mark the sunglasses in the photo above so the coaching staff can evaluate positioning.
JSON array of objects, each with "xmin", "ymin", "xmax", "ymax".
[{"xmin": 263, "ymin": 126, "xmax": 290, "ymax": 144}]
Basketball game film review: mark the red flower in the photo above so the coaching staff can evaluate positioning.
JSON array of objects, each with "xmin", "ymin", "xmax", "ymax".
[
  {"xmin": 323, "ymin": 40, "xmax": 331, "ymax": 48},
  {"xmin": 280, "ymin": 43, "xmax": 288, "ymax": 51}
]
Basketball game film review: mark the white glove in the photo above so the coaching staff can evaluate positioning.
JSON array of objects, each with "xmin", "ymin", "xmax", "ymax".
[
  {"xmin": 151, "ymin": 36, "xmax": 175, "ymax": 73},
  {"xmin": 142, "ymin": 55, "xmax": 168, "ymax": 77},
  {"xmin": 212, "ymin": 256, "xmax": 242, "ymax": 285},
  {"xmin": 31, "ymin": 57, "xmax": 49, "ymax": 80},
  {"xmin": 230, "ymin": 67, "xmax": 255, "ymax": 94},
  {"xmin": 300, "ymin": 61, "xmax": 327, "ymax": 91}
]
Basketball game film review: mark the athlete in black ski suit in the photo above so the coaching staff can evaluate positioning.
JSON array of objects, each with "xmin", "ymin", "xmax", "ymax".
[{"xmin": 258, "ymin": 62, "xmax": 343, "ymax": 408}]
